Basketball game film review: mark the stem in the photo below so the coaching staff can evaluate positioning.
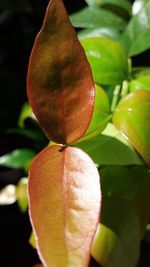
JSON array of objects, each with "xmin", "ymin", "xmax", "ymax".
[
  {"xmin": 121, "ymin": 80, "xmax": 129, "ymax": 98},
  {"xmin": 111, "ymin": 85, "xmax": 121, "ymax": 112}
]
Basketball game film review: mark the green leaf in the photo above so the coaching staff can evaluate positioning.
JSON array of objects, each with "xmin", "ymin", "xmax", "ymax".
[
  {"xmin": 81, "ymin": 37, "xmax": 128, "ymax": 85},
  {"xmin": 85, "ymin": 0, "xmax": 131, "ymax": 15},
  {"xmin": 132, "ymin": 0, "xmax": 148, "ymax": 15},
  {"xmin": 0, "ymin": 185, "xmax": 16, "ymax": 205},
  {"xmin": 100, "ymin": 165, "xmax": 150, "ymax": 237},
  {"xmin": 29, "ymin": 231, "xmax": 36, "ymax": 249},
  {"xmin": 0, "ymin": 149, "xmax": 36, "ymax": 169},
  {"xmin": 113, "ymin": 90, "xmax": 150, "ymax": 166},
  {"xmin": 122, "ymin": 1, "xmax": 150, "ymax": 56},
  {"xmin": 27, "ymin": 0, "xmax": 95, "ymax": 145},
  {"xmin": 129, "ymin": 74, "xmax": 150, "ymax": 92},
  {"xmin": 16, "ymin": 177, "xmax": 28, "ymax": 212},
  {"xmin": 131, "ymin": 67, "xmax": 150, "ymax": 79},
  {"xmin": 78, "ymin": 27, "xmax": 122, "ymax": 41},
  {"xmin": 92, "ymin": 196, "xmax": 140, "ymax": 267},
  {"xmin": 75, "ymin": 123, "xmax": 143, "ymax": 165},
  {"xmin": 18, "ymin": 102, "xmax": 36, "ymax": 128},
  {"xmin": 82, "ymin": 85, "xmax": 111, "ymax": 140},
  {"xmin": 70, "ymin": 7, "xmax": 126, "ymax": 31}
]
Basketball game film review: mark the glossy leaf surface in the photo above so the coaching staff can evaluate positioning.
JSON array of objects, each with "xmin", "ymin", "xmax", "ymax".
[
  {"xmin": 27, "ymin": 0, "xmax": 95, "ymax": 144},
  {"xmin": 78, "ymin": 27, "xmax": 121, "ymax": 41},
  {"xmin": 28, "ymin": 145, "xmax": 101, "ymax": 267},
  {"xmin": 83, "ymin": 85, "xmax": 110, "ymax": 140},
  {"xmin": 75, "ymin": 123, "xmax": 143, "ymax": 166},
  {"xmin": 0, "ymin": 149, "xmax": 35, "ymax": 169},
  {"xmin": 129, "ymin": 74, "xmax": 150, "ymax": 92},
  {"xmin": 92, "ymin": 197, "xmax": 140, "ymax": 267},
  {"xmin": 122, "ymin": 1, "xmax": 150, "ymax": 56},
  {"xmin": 113, "ymin": 90, "xmax": 150, "ymax": 166},
  {"xmin": 81, "ymin": 37, "xmax": 128, "ymax": 85},
  {"xmin": 70, "ymin": 7, "xmax": 126, "ymax": 30}
]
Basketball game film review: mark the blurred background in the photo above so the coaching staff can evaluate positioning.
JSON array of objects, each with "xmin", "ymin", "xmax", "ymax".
[{"xmin": 0, "ymin": 0, "xmax": 150, "ymax": 266}]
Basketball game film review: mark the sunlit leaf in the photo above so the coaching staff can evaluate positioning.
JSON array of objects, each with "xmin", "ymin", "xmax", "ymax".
[
  {"xmin": 81, "ymin": 37, "xmax": 128, "ymax": 85},
  {"xmin": 78, "ymin": 27, "xmax": 122, "ymax": 41},
  {"xmin": 75, "ymin": 123, "xmax": 143, "ymax": 166},
  {"xmin": 16, "ymin": 177, "xmax": 28, "ymax": 212},
  {"xmin": 122, "ymin": 1, "xmax": 150, "ymax": 56},
  {"xmin": 28, "ymin": 145, "xmax": 101, "ymax": 267},
  {"xmin": 70, "ymin": 6, "xmax": 126, "ymax": 31},
  {"xmin": 27, "ymin": 0, "xmax": 95, "ymax": 145},
  {"xmin": 113, "ymin": 90, "xmax": 150, "ymax": 166},
  {"xmin": 0, "ymin": 185, "xmax": 16, "ymax": 205},
  {"xmin": 92, "ymin": 197, "xmax": 140, "ymax": 267},
  {"xmin": 129, "ymin": 74, "xmax": 150, "ymax": 92},
  {"xmin": 0, "ymin": 149, "xmax": 36, "ymax": 169},
  {"xmin": 82, "ymin": 85, "xmax": 111, "ymax": 140}
]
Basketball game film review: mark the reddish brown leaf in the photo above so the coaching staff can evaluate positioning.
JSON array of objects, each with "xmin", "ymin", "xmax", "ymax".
[
  {"xmin": 27, "ymin": 0, "xmax": 95, "ymax": 144},
  {"xmin": 28, "ymin": 145, "xmax": 101, "ymax": 267}
]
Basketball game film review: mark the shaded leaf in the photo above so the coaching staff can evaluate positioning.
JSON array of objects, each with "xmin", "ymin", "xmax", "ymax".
[
  {"xmin": 0, "ymin": 149, "xmax": 36, "ymax": 169},
  {"xmin": 85, "ymin": 0, "xmax": 131, "ymax": 15},
  {"xmin": 83, "ymin": 85, "xmax": 111, "ymax": 140},
  {"xmin": 18, "ymin": 102, "xmax": 36, "ymax": 128},
  {"xmin": 129, "ymin": 74, "xmax": 150, "ymax": 92},
  {"xmin": 27, "ymin": 0, "xmax": 95, "ymax": 144},
  {"xmin": 113, "ymin": 90, "xmax": 150, "ymax": 166},
  {"xmin": 70, "ymin": 7, "xmax": 126, "ymax": 31},
  {"xmin": 75, "ymin": 123, "xmax": 143, "ymax": 166},
  {"xmin": 16, "ymin": 177, "xmax": 28, "ymax": 212},
  {"xmin": 81, "ymin": 37, "xmax": 128, "ymax": 85},
  {"xmin": 122, "ymin": 1, "xmax": 150, "ymax": 56},
  {"xmin": 0, "ymin": 185, "xmax": 16, "ymax": 205},
  {"xmin": 92, "ymin": 197, "xmax": 140, "ymax": 267},
  {"xmin": 100, "ymin": 165, "xmax": 150, "ymax": 237},
  {"xmin": 29, "ymin": 231, "xmax": 36, "ymax": 249},
  {"xmin": 28, "ymin": 145, "xmax": 101, "ymax": 267}
]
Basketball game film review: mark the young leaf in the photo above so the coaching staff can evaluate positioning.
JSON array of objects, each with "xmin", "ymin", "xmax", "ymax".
[
  {"xmin": 75, "ymin": 123, "xmax": 143, "ymax": 166},
  {"xmin": 27, "ymin": 0, "xmax": 95, "ymax": 145},
  {"xmin": 28, "ymin": 145, "xmax": 101, "ymax": 267},
  {"xmin": 122, "ymin": 1, "xmax": 150, "ymax": 56},
  {"xmin": 80, "ymin": 37, "xmax": 128, "ymax": 85},
  {"xmin": 92, "ymin": 197, "xmax": 140, "ymax": 267},
  {"xmin": 113, "ymin": 90, "xmax": 150, "ymax": 166},
  {"xmin": 70, "ymin": 6, "xmax": 126, "ymax": 31}
]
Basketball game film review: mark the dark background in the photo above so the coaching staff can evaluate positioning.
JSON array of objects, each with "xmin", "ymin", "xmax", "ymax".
[{"xmin": 0, "ymin": 0, "xmax": 149, "ymax": 266}]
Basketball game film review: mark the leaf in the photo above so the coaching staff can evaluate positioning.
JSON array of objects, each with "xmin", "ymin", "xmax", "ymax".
[
  {"xmin": 78, "ymin": 28, "xmax": 122, "ymax": 41},
  {"xmin": 100, "ymin": 165, "xmax": 150, "ymax": 237},
  {"xmin": 92, "ymin": 197, "xmax": 140, "ymax": 267},
  {"xmin": 0, "ymin": 149, "xmax": 36, "ymax": 169},
  {"xmin": 0, "ymin": 185, "xmax": 16, "ymax": 205},
  {"xmin": 122, "ymin": 1, "xmax": 150, "ymax": 56},
  {"xmin": 18, "ymin": 102, "xmax": 36, "ymax": 128},
  {"xmin": 85, "ymin": 0, "xmax": 131, "ymax": 15},
  {"xmin": 27, "ymin": 0, "xmax": 95, "ymax": 145},
  {"xmin": 80, "ymin": 37, "xmax": 128, "ymax": 85},
  {"xmin": 28, "ymin": 145, "xmax": 101, "ymax": 267},
  {"xmin": 82, "ymin": 85, "xmax": 111, "ymax": 140},
  {"xmin": 29, "ymin": 231, "xmax": 36, "ymax": 249},
  {"xmin": 132, "ymin": 0, "xmax": 147, "ymax": 15},
  {"xmin": 75, "ymin": 123, "xmax": 143, "ymax": 166},
  {"xmin": 129, "ymin": 74, "xmax": 150, "ymax": 92},
  {"xmin": 113, "ymin": 90, "xmax": 150, "ymax": 166},
  {"xmin": 70, "ymin": 7, "xmax": 126, "ymax": 31},
  {"xmin": 16, "ymin": 177, "xmax": 28, "ymax": 212}
]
